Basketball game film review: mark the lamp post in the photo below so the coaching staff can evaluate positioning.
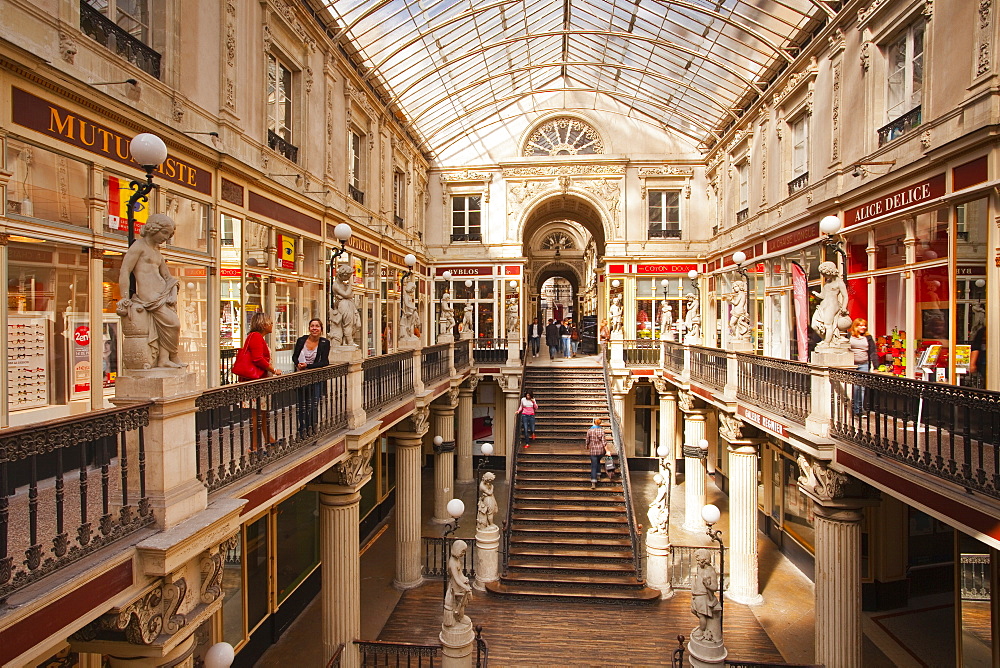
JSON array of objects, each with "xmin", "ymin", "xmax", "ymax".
[
  {"xmin": 687, "ymin": 268, "xmax": 700, "ymax": 298},
  {"xmin": 125, "ymin": 133, "xmax": 168, "ymax": 297},
  {"xmin": 702, "ymin": 504, "xmax": 725, "ymax": 616},
  {"xmin": 441, "ymin": 497, "xmax": 465, "ymax": 598},
  {"xmin": 402, "ymin": 253, "xmax": 417, "ymax": 281},
  {"xmin": 328, "ymin": 222, "xmax": 353, "ymax": 313},
  {"xmin": 477, "ymin": 441, "xmax": 494, "ymax": 481},
  {"xmin": 731, "ymin": 251, "xmax": 749, "ymax": 282},
  {"xmin": 819, "ymin": 215, "xmax": 847, "ymax": 279},
  {"xmin": 204, "ymin": 642, "xmax": 235, "ymax": 668}
]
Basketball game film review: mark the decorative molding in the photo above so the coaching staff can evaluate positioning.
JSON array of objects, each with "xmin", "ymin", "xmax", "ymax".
[
  {"xmin": 797, "ymin": 455, "xmax": 847, "ymax": 502},
  {"xmin": 976, "ymin": 0, "xmax": 994, "ymax": 78},
  {"xmin": 773, "ymin": 57, "xmax": 818, "ymax": 112},
  {"xmin": 500, "ymin": 164, "xmax": 625, "ymax": 177},
  {"xmin": 506, "ymin": 180, "xmax": 545, "ymax": 218},
  {"xmin": 677, "ymin": 389, "xmax": 694, "ymax": 412},
  {"xmin": 523, "ymin": 117, "xmax": 604, "ymax": 156},
  {"xmin": 411, "ymin": 405, "xmax": 430, "ymax": 436},
  {"xmin": 827, "ymin": 27, "xmax": 846, "ymax": 56},
  {"xmin": 305, "ymin": 66, "xmax": 314, "ymax": 95},
  {"xmin": 860, "ymin": 40, "xmax": 871, "ymax": 71},
  {"xmin": 262, "ymin": 24, "xmax": 272, "ymax": 53},
  {"xmin": 719, "ymin": 412, "xmax": 745, "ymax": 441},
  {"xmin": 920, "ymin": 128, "xmax": 932, "ymax": 149},
  {"xmin": 831, "ymin": 61, "xmax": 842, "ymax": 163},
  {"xmin": 74, "ymin": 577, "xmax": 188, "ymax": 645},
  {"xmin": 651, "ymin": 376, "xmax": 670, "ymax": 394},
  {"xmin": 439, "ymin": 171, "xmax": 493, "ymax": 184},
  {"xmin": 59, "ymin": 32, "xmax": 77, "ymax": 64},
  {"xmin": 337, "ymin": 442, "xmax": 374, "ymax": 486},
  {"xmin": 637, "ymin": 166, "xmax": 695, "ymax": 178},
  {"xmin": 200, "ymin": 549, "xmax": 225, "ymax": 604},
  {"xmin": 171, "ymin": 96, "xmax": 184, "ymax": 123},
  {"xmin": 463, "ymin": 375, "xmax": 480, "ymax": 392}
]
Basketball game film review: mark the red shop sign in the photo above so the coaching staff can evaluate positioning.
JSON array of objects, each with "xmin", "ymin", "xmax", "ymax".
[{"xmin": 845, "ymin": 174, "xmax": 946, "ymax": 227}]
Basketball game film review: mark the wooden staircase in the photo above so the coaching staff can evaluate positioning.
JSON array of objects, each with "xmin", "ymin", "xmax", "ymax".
[{"xmin": 486, "ymin": 365, "xmax": 660, "ymax": 601}]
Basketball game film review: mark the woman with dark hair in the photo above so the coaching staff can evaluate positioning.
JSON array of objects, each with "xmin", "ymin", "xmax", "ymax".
[
  {"xmin": 292, "ymin": 318, "xmax": 331, "ymax": 436},
  {"xmin": 517, "ymin": 390, "xmax": 539, "ymax": 445},
  {"xmin": 848, "ymin": 318, "xmax": 879, "ymax": 415}
]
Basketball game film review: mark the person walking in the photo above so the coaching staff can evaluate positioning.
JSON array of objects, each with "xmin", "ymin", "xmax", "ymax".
[
  {"xmin": 528, "ymin": 317, "xmax": 542, "ymax": 357},
  {"xmin": 517, "ymin": 391, "xmax": 539, "ymax": 445},
  {"xmin": 292, "ymin": 318, "xmax": 331, "ymax": 436},
  {"xmin": 585, "ymin": 417, "xmax": 607, "ymax": 489},
  {"xmin": 569, "ymin": 320, "xmax": 580, "ymax": 357},
  {"xmin": 848, "ymin": 318, "xmax": 879, "ymax": 415},
  {"xmin": 545, "ymin": 318, "xmax": 560, "ymax": 359},
  {"xmin": 233, "ymin": 312, "xmax": 282, "ymax": 450},
  {"xmin": 560, "ymin": 319, "xmax": 571, "ymax": 359},
  {"xmin": 599, "ymin": 319, "xmax": 611, "ymax": 347}
]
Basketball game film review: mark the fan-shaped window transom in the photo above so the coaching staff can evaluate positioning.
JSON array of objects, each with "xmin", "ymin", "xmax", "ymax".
[{"xmin": 524, "ymin": 119, "xmax": 604, "ymax": 157}]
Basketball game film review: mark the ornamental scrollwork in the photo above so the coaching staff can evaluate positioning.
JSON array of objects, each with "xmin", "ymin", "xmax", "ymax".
[
  {"xmin": 719, "ymin": 412, "xmax": 746, "ymax": 442},
  {"xmin": 677, "ymin": 390, "xmax": 695, "ymax": 412},
  {"xmin": 74, "ymin": 577, "xmax": 188, "ymax": 646},
  {"xmin": 337, "ymin": 442, "xmax": 374, "ymax": 486},
  {"xmin": 796, "ymin": 455, "xmax": 847, "ymax": 502},
  {"xmin": 200, "ymin": 548, "xmax": 226, "ymax": 604},
  {"xmin": 410, "ymin": 405, "xmax": 430, "ymax": 437}
]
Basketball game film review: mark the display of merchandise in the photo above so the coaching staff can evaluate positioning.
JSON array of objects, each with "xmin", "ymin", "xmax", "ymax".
[{"xmin": 7, "ymin": 315, "xmax": 48, "ymax": 410}]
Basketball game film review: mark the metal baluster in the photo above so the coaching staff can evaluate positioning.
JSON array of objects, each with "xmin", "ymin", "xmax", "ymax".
[
  {"xmin": 119, "ymin": 430, "xmax": 129, "ymax": 510},
  {"xmin": 79, "ymin": 440, "xmax": 90, "ymax": 546},
  {"xmin": 54, "ymin": 448, "xmax": 66, "ymax": 556},
  {"xmin": 100, "ymin": 437, "xmax": 112, "ymax": 535},
  {"xmin": 0, "ymin": 461, "xmax": 10, "ymax": 585},
  {"xmin": 26, "ymin": 455, "xmax": 40, "ymax": 571},
  {"xmin": 138, "ymin": 425, "xmax": 148, "ymax": 517}
]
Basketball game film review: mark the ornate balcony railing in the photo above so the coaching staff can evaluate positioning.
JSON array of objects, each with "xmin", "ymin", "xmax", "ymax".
[
  {"xmin": 648, "ymin": 228, "xmax": 682, "ymax": 239},
  {"xmin": 787, "ymin": 172, "xmax": 809, "ymax": 196},
  {"xmin": 829, "ymin": 369, "xmax": 1000, "ymax": 499},
  {"xmin": 623, "ymin": 339, "xmax": 660, "ymax": 366},
  {"xmin": 363, "ymin": 351, "xmax": 413, "ymax": 413},
  {"xmin": 355, "ymin": 640, "xmax": 439, "ymax": 666},
  {"xmin": 394, "ymin": 215, "xmax": 404, "ymax": 227},
  {"xmin": 0, "ymin": 403, "xmax": 154, "ymax": 599},
  {"xmin": 421, "ymin": 343, "xmax": 451, "ymax": 385},
  {"xmin": 736, "ymin": 208, "xmax": 749, "ymax": 224},
  {"xmin": 267, "ymin": 130, "xmax": 299, "ymax": 163},
  {"xmin": 220, "ymin": 347, "xmax": 237, "ymax": 386},
  {"xmin": 195, "ymin": 364, "xmax": 349, "ymax": 490},
  {"xmin": 690, "ymin": 346, "xmax": 727, "ymax": 392},
  {"xmin": 736, "ymin": 353, "xmax": 812, "ymax": 423},
  {"xmin": 878, "ymin": 105, "xmax": 922, "ymax": 146},
  {"xmin": 663, "ymin": 340, "xmax": 685, "ymax": 374},
  {"xmin": 421, "ymin": 536, "xmax": 477, "ymax": 579},
  {"xmin": 453, "ymin": 339, "xmax": 471, "ymax": 371},
  {"xmin": 348, "ymin": 184, "xmax": 365, "ymax": 204},
  {"xmin": 80, "ymin": 0, "xmax": 161, "ymax": 78},
  {"xmin": 473, "ymin": 338, "xmax": 508, "ymax": 364}
]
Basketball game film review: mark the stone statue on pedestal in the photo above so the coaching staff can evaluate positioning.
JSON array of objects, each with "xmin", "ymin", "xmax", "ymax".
[
  {"xmin": 726, "ymin": 279, "xmax": 751, "ymax": 341},
  {"xmin": 461, "ymin": 303, "xmax": 474, "ymax": 335},
  {"xmin": 329, "ymin": 263, "xmax": 360, "ymax": 347},
  {"xmin": 399, "ymin": 276, "xmax": 420, "ymax": 346},
  {"xmin": 116, "ymin": 214, "xmax": 186, "ymax": 370},
  {"xmin": 609, "ymin": 295, "xmax": 623, "ymax": 333},
  {"xmin": 476, "ymin": 472, "xmax": 498, "ymax": 530},
  {"xmin": 811, "ymin": 261, "xmax": 850, "ymax": 351},
  {"xmin": 646, "ymin": 473, "xmax": 669, "ymax": 535},
  {"xmin": 440, "ymin": 291, "xmax": 456, "ymax": 335},
  {"xmin": 505, "ymin": 297, "xmax": 519, "ymax": 336},
  {"xmin": 443, "ymin": 540, "xmax": 473, "ymax": 626},
  {"xmin": 691, "ymin": 548, "xmax": 722, "ymax": 643},
  {"xmin": 684, "ymin": 292, "xmax": 701, "ymax": 340}
]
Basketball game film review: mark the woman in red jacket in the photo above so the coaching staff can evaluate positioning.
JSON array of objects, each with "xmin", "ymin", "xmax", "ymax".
[{"xmin": 242, "ymin": 312, "xmax": 281, "ymax": 449}]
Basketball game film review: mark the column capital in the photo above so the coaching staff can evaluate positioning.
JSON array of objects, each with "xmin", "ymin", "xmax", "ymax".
[
  {"xmin": 727, "ymin": 438, "xmax": 766, "ymax": 456},
  {"xmin": 797, "ymin": 453, "xmax": 878, "ymax": 508}
]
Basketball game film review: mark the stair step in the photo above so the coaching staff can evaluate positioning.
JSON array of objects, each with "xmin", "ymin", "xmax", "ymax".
[
  {"xmin": 485, "ymin": 581, "xmax": 661, "ymax": 601},
  {"xmin": 514, "ymin": 493, "xmax": 626, "ymax": 503},
  {"xmin": 511, "ymin": 513, "xmax": 627, "ymax": 525},
  {"xmin": 510, "ymin": 533, "xmax": 631, "ymax": 545},
  {"xmin": 512, "ymin": 503, "xmax": 627, "ymax": 513},
  {"xmin": 507, "ymin": 546, "xmax": 635, "ymax": 560},
  {"xmin": 507, "ymin": 557, "xmax": 635, "ymax": 571},
  {"xmin": 502, "ymin": 571, "xmax": 644, "ymax": 586}
]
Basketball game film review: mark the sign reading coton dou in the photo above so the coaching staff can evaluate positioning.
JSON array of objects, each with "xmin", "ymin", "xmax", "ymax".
[
  {"xmin": 11, "ymin": 87, "xmax": 212, "ymax": 195},
  {"xmin": 844, "ymin": 174, "xmax": 945, "ymax": 227}
]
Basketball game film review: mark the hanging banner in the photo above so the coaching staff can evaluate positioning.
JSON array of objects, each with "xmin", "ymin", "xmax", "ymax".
[
  {"xmin": 107, "ymin": 175, "xmax": 150, "ymax": 233},
  {"xmin": 791, "ymin": 261, "xmax": 809, "ymax": 362},
  {"xmin": 276, "ymin": 234, "xmax": 295, "ymax": 270}
]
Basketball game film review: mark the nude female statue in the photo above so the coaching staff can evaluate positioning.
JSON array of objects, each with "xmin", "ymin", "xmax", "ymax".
[
  {"xmin": 443, "ymin": 540, "xmax": 473, "ymax": 626},
  {"xmin": 811, "ymin": 261, "xmax": 849, "ymax": 348},
  {"xmin": 330, "ymin": 263, "xmax": 360, "ymax": 346}
]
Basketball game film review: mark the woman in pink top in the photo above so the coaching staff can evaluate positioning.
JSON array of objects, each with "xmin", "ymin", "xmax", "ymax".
[{"xmin": 518, "ymin": 391, "xmax": 538, "ymax": 443}]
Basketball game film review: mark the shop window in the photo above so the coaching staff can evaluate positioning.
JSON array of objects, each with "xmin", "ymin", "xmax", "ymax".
[
  {"xmin": 451, "ymin": 195, "xmax": 482, "ymax": 242},
  {"xmin": 274, "ymin": 278, "xmax": 296, "ymax": 354},
  {"xmin": 393, "ymin": 170, "xmax": 405, "ymax": 226},
  {"xmin": 648, "ymin": 190, "xmax": 681, "ymax": 238},
  {"xmin": 881, "ymin": 21, "xmax": 924, "ymax": 144},
  {"xmin": 914, "ymin": 265, "xmax": 950, "ymax": 381},
  {"xmin": 955, "ymin": 198, "xmax": 988, "ymax": 388},
  {"xmin": 221, "ymin": 213, "xmax": 239, "ymax": 249},
  {"xmin": 275, "ymin": 490, "xmax": 319, "ymax": 604},
  {"xmin": 221, "ymin": 533, "xmax": 244, "ymax": 647},
  {"xmin": 874, "ymin": 220, "xmax": 907, "ymax": 269},
  {"xmin": 845, "ymin": 229, "xmax": 869, "ymax": 274},
  {"xmin": 6, "ymin": 139, "xmax": 90, "ymax": 228},
  {"xmin": 782, "ymin": 457, "xmax": 814, "ymax": 550},
  {"xmin": 244, "ymin": 516, "xmax": 270, "ymax": 633},
  {"xmin": 914, "ymin": 207, "xmax": 949, "ymax": 263},
  {"xmin": 348, "ymin": 128, "xmax": 364, "ymax": 203},
  {"xmin": 266, "ymin": 53, "xmax": 298, "ymax": 162},
  {"xmin": 874, "ymin": 274, "xmax": 906, "ymax": 375},
  {"xmin": 162, "ymin": 190, "xmax": 210, "ymax": 252},
  {"xmin": 221, "ymin": 277, "xmax": 242, "ymax": 349}
]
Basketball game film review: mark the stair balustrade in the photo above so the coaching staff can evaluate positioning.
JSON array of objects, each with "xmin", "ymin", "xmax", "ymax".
[
  {"xmin": 602, "ymin": 361, "xmax": 643, "ymax": 579},
  {"xmin": 498, "ymin": 357, "xmax": 528, "ymax": 576},
  {"xmin": 355, "ymin": 640, "xmax": 439, "ymax": 667}
]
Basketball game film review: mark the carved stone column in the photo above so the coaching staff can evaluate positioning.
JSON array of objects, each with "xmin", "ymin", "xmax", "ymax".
[
  {"xmin": 456, "ymin": 379, "xmax": 478, "ymax": 483},
  {"xmin": 309, "ymin": 440, "xmax": 374, "ymax": 668},
  {"xmin": 798, "ymin": 457, "xmax": 872, "ymax": 668},
  {"xmin": 681, "ymin": 406, "xmax": 708, "ymax": 532},
  {"xmin": 652, "ymin": 379, "xmax": 678, "ymax": 463},
  {"xmin": 390, "ymin": 407, "xmax": 429, "ymax": 589},
  {"xmin": 432, "ymin": 391, "xmax": 459, "ymax": 524},
  {"xmin": 720, "ymin": 413, "xmax": 763, "ymax": 605}
]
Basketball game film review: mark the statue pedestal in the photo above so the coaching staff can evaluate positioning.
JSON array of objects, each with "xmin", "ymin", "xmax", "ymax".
[
  {"xmin": 644, "ymin": 531, "xmax": 673, "ymax": 599},
  {"xmin": 811, "ymin": 348, "xmax": 853, "ymax": 367},
  {"xmin": 398, "ymin": 336, "xmax": 421, "ymax": 350},
  {"xmin": 439, "ymin": 333, "xmax": 455, "ymax": 344},
  {"xmin": 473, "ymin": 524, "xmax": 500, "ymax": 591},
  {"xmin": 687, "ymin": 634, "xmax": 727, "ymax": 667},
  {"xmin": 685, "ymin": 334, "xmax": 702, "ymax": 346},
  {"xmin": 728, "ymin": 339, "xmax": 753, "ymax": 353},
  {"xmin": 440, "ymin": 617, "xmax": 475, "ymax": 668},
  {"xmin": 460, "ymin": 331, "xmax": 474, "ymax": 340},
  {"xmin": 331, "ymin": 345, "xmax": 363, "ymax": 362},
  {"xmin": 610, "ymin": 338, "xmax": 625, "ymax": 368},
  {"xmin": 506, "ymin": 339, "xmax": 520, "ymax": 365}
]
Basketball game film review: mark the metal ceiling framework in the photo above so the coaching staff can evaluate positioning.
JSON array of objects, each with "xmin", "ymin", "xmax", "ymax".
[{"xmin": 321, "ymin": 0, "xmax": 832, "ymax": 156}]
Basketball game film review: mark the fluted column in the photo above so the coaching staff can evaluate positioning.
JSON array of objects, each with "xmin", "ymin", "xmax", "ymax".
[
  {"xmin": 682, "ymin": 410, "xmax": 708, "ymax": 532},
  {"xmin": 814, "ymin": 503, "xmax": 864, "ymax": 668},
  {"xmin": 432, "ymin": 402, "xmax": 458, "ymax": 524},
  {"xmin": 391, "ymin": 430, "xmax": 425, "ymax": 589},
  {"xmin": 657, "ymin": 388, "xmax": 678, "ymax": 463},
  {"xmin": 318, "ymin": 489, "xmax": 361, "ymax": 668},
  {"xmin": 456, "ymin": 385, "xmax": 475, "ymax": 483},
  {"xmin": 727, "ymin": 442, "xmax": 763, "ymax": 605}
]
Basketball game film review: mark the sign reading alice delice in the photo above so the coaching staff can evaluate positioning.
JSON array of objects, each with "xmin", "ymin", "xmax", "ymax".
[
  {"xmin": 11, "ymin": 87, "xmax": 212, "ymax": 195},
  {"xmin": 844, "ymin": 173, "xmax": 945, "ymax": 227}
]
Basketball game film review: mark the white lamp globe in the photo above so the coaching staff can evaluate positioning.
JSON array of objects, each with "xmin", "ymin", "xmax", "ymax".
[
  {"xmin": 130, "ymin": 133, "xmax": 168, "ymax": 168},
  {"xmin": 612, "ymin": 279, "xmax": 621, "ymax": 288},
  {"xmin": 404, "ymin": 253, "xmax": 416, "ymax": 267},
  {"xmin": 481, "ymin": 442, "xmax": 494, "ymax": 456},
  {"xmin": 334, "ymin": 223, "xmax": 353, "ymax": 241},
  {"xmin": 661, "ymin": 278, "xmax": 669, "ymax": 288},
  {"xmin": 433, "ymin": 435, "xmax": 444, "ymax": 447},
  {"xmin": 509, "ymin": 280, "xmax": 517, "ymax": 289},
  {"xmin": 819, "ymin": 215, "xmax": 842, "ymax": 236},
  {"xmin": 204, "ymin": 642, "xmax": 235, "ymax": 668},
  {"xmin": 732, "ymin": 251, "xmax": 747, "ymax": 265},
  {"xmin": 975, "ymin": 279, "xmax": 986, "ymax": 288},
  {"xmin": 701, "ymin": 503, "xmax": 721, "ymax": 525},
  {"xmin": 446, "ymin": 498, "xmax": 465, "ymax": 519},
  {"xmin": 465, "ymin": 279, "xmax": 473, "ymax": 288},
  {"xmin": 688, "ymin": 269, "xmax": 698, "ymax": 280},
  {"xmin": 442, "ymin": 270, "xmax": 452, "ymax": 280},
  {"xmin": 698, "ymin": 438, "xmax": 709, "ymax": 451},
  {"xmin": 656, "ymin": 444, "xmax": 670, "ymax": 458}
]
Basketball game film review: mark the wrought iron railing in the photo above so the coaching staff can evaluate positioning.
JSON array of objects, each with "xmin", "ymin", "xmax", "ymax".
[
  {"xmin": 453, "ymin": 339, "xmax": 471, "ymax": 371},
  {"xmin": 689, "ymin": 346, "xmax": 727, "ymax": 392},
  {"xmin": 80, "ymin": 0, "xmax": 161, "ymax": 78},
  {"xmin": 220, "ymin": 347, "xmax": 237, "ymax": 386},
  {"xmin": 623, "ymin": 339, "xmax": 660, "ymax": 366},
  {"xmin": 421, "ymin": 343, "xmax": 451, "ymax": 385},
  {"xmin": 499, "ymin": 356, "xmax": 528, "ymax": 576},
  {"xmin": 475, "ymin": 625, "xmax": 489, "ymax": 668},
  {"xmin": 829, "ymin": 369, "xmax": 1000, "ymax": 499},
  {"xmin": 0, "ymin": 403, "xmax": 154, "ymax": 599},
  {"xmin": 355, "ymin": 640, "xmax": 439, "ymax": 667},
  {"xmin": 725, "ymin": 663, "xmax": 823, "ymax": 667},
  {"xmin": 602, "ymin": 361, "xmax": 642, "ymax": 578},
  {"xmin": 348, "ymin": 184, "xmax": 365, "ymax": 205},
  {"xmin": 736, "ymin": 353, "xmax": 812, "ymax": 423},
  {"xmin": 668, "ymin": 544, "xmax": 725, "ymax": 590},
  {"xmin": 325, "ymin": 643, "xmax": 344, "ymax": 668},
  {"xmin": 648, "ymin": 228, "xmax": 682, "ymax": 239},
  {"xmin": 473, "ymin": 338, "xmax": 508, "ymax": 364},
  {"xmin": 961, "ymin": 553, "xmax": 991, "ymax": 601},
  {"xmin": 195, "ymin": 364, "xmax": 349, "ymax": 490},
  {"xmin": 878, "ymin": 105, "xmax": 921, "ymax": 146},
  {"xmin": 663, "ymin": 340, "xmax": 685, "ymax": 374},
  {"xmin": 787, "ymin": 172, "xmax": 809, "ymax": 195},
  {"xmin": 736, "ymin": 208, "xmax": 749, "ymax": 224},
  {"xmin": 421, "ymin": 536, "xmax": 477, "ymax": 579},
  {"xmin": 363, "ymin": 351, "xmax": 413, "ymax": 413},
  {"xmin": 267, "ymin": 130, "xmax": 299, "ymax": 163}
]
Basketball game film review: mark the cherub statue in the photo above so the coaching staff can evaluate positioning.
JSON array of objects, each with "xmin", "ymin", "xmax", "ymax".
[
  {"xmin": 684, "ymin": 292, "xmax": 701, "ymax": 340},
  {"xmin": 461, "ymin": 303, "xmax": 474, "ymax": 333},
  {"xmin": 810, "ymin": 261, "xmax": 849, "ymax": 350},
  {"xmin": 725, "ymin": 279, "xmax": 751, "ymax": 341},
  {"xmin": 399, "ymin": 276, "xmax": 419, "ymax": 341},
  {"xmin": 443, "ymin": 540, "xmax": 473, "ymax": 626},
  {"xmin": 476, "ymin": 472, "xmax": 498, "ymax": 529},
  {"xmin": 440, "ymin": 290, "xmax": 456, "ymax": 334},
  {"xmin": 609, "ymin": 295, "xmax": 623, "ymax": 333}
]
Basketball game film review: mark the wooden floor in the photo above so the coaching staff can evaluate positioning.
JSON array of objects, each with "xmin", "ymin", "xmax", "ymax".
[{"xmin": 378, "ymin": 582, "xmax": 784, "ymax": 667}]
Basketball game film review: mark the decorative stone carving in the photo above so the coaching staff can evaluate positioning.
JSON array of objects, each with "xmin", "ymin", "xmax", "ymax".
[
  {"xmin": 977, "ymin": 1, "xmax": 994, "ymax": 77},
  {"xmin": 505, "ymin": 296, "xmax": 519, "ymax": 336},
  {"xmin": 773, "ymin": 57, "xmax": 818, "ymax": 109},
  {"xmin": 399, "ymin": 276, "xmax": 420, "ymax": 346},
  {"xmin": 690, "ymin": 548, "xmax": 722, "ymax": 642},
  {"xmin": 797, "ymin": 455, "xmax": 847, "ymax": 502},
  {"xmin": 920, "ymin": 129, "xmax": 932, "ymax": 149},
  {"xmin": 410, "ymin": 406, "xmax": 430, "ymax": 436},
  {"xmin": 677, "ymin": 390, "xmax": 694, "ymax": 412},
  {"xmin": 476, "ymin": 472, "xmax": 498, "ymax": 530},
  {"xmin": 507, "ymin": 180, "xmax": 545, "ymax": 218},
  {"xmin": 262, "ymin": 24, "xmax": 272, "ymax": 53},
  {"xmin": 582, "ymin": 178, "xmax": 621, "ymax": 222},
  {"xmin": 464, "ymin": 375, "xmax": 480, "ymax": 392},
  {"xmin": 501, "ymin": 164, "xmax": 625, "ymax": 178},
  {"xmin": 683, "ymin": 292, "xmax": 701, "ymax": 340},
  {"xmin": 74, "ymin": 578, "xmax": 188, "ymax": 645},
  {"xmin": 831, "ymin": 61, "xmax": 842, "ymax": 162},
  {"xmin": 440, "ymin": 171, "xmax": 493, "ymax": 184},
  {"xmin": 171, "ymin": 97, "xmax": 184, "ymax": 123},
  {"xmin": 200, "ymin": 550, "xmax": 224, "ymax": 604},
  {"xmin": 337, "ymin": 442, "xmax": 374, "ymax": 486},
  {"xmin": 860, "ymin": 41, "xmax": 871, "ymax": 71},
  {"xmin": 651, "ymin": 376, "xmax": 670, "ymax": 394},
  {"xmin": 440, "ymin": 290, "xmax": 456, "ymax": 335},
  {"xmin": 523, "ymin": 117, "xmax": 603, "ymax": 156},
  {"xmin": 305, "ymin": 66, "xmax": 314, "ymax": 94},
  {"xmin": 828, "ymin": 27, "xmax": 846, "ymax": 55},
  {"xmin": 811, "ymin": 261, "xmax": 850, "ymax": 351},
  {"xmin": 59, "ymin": 32, "xmax": 77, "ymax": 64},
  {"xmin": 725, "ymin": 279, "xmax": 752, "ymax": 341},
  {"xmin": 718, "ymin": 413, "xmax": 745, "ymax": 442},
  {"xmin": 447, "ymin": 386, "xmax": 461, "ymax": 406},
  {"xmin": 646, "ymin": 473, "xmax": 669, "ymax": 535}
]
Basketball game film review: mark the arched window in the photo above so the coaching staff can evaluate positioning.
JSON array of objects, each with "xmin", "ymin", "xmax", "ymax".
[
  {"xmin": 541, "ymin": 232, "xmax": 574, "ymax": 251},
  {"xmin": 523, "ymin": 118, "xmax": 603, "ymax": 157}
]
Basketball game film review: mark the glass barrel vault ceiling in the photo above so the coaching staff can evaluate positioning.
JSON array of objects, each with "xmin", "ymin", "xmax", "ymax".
[{"xmin": 321, "ymin": 0, "xmax": 831, "ymax": 155}]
